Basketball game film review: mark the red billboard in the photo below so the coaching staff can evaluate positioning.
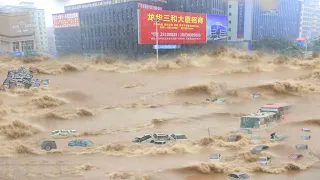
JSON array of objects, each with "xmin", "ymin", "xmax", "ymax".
[
  {"xmin": 139, "ymin": 9, "xmax": 207, "ymax": 44},
  {"xmin": 52, "ymin": 12, "xmax": 80, "ymax": 29}
]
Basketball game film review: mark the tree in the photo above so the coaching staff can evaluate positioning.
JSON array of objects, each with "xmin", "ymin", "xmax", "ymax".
[{"xmin": 252, "ymin": 38, "xmax": 295, "ymax": 52}]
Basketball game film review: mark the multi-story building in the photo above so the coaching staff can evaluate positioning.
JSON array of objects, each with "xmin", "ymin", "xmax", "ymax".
[
  {"xmin": 54, "ymin": 0, "xmax": 226, "ymax": 57},
  {"xmin": 0, "ymin": 2, "xmax": 48, "ymax": 53},
  {"xmin": 299, "ymin": 0, "xmax": 320, "ymax": 39},
  {"xmin": 0, "ymin": 12, "xmax": 35, "ymax": 53},
  {"xmin": 46, "ymin": 27, "xmax": 56, "ymax": 56},
  {"xmin": 252, "ymin": 0, "xmax": 301, "ymax": 40}
]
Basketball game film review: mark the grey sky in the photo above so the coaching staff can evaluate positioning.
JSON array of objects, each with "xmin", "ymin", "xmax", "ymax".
[{"xmin": 0, "ymin": 0, "xmax": 98, "ymax": 27}]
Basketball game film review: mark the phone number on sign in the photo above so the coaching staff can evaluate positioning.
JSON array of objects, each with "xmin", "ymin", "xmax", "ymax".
[{"xmin": 152, "ymin": 32, "xmax": 202, "ymax": 37}]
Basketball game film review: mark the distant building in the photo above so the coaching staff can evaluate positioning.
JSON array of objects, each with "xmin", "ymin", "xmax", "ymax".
[
  {"xmin": 252, "ymin": 0, "xmax": 301, "ymax": 40},
  {"xmin": 0, "ymin": 12, "xmax": 35, "ymax": 53},
  {"xmin": 46, "ymin": 27, "xmax": 56, "ymax": 56},
  {"xmin": 299, "ymin": 0, "xmax": 320, "ymax": 39},
  {"xmin": 0, "ymin": 2, "xmax": 48, "ymax": 53}
]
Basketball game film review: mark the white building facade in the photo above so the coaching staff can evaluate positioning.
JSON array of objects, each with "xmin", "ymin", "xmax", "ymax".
[{"xmin": 0, "ymin": 2, "xmax": 48, "ymax": 53}]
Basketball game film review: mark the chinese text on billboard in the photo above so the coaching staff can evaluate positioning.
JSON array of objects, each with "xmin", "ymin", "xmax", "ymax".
[
  {"xmin": 53, "ymin": 12, "xmax": 80, "ymax": 29},
  {"xmin": 139, "ymin": 9, "xmax": 207, "ymax": 44},
  {"xmin": 206, "ymin": 14, "xmax": 228, "ymax": 42}
]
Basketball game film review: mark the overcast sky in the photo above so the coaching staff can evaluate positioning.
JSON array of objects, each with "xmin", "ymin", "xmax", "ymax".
[{"xmin": 0, "ymin": 0, "xmax": 98, "ymax": 27}]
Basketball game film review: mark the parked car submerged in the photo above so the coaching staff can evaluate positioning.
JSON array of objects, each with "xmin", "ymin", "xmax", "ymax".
[
  {"xmin": 228, "ymin": 135, "xmax": 242, "ymax": 142},
  {"xmin": 168, "ymin": 133, "xmax": 187, "ymax": 141},
  {"xmin": 295, "ymin": 144, "xmax": 308, "ymax": 151},
  {"xmin": 210, "ymin": 153, "xmax": 222, "ymax": 161},
  {"xmin": 288, "ymin": 154, "xmax": 304, "ymax": 161},
  {"xmin": 256, "ymin": 157, "xmax": 271, "ymax": 165},
  {"xmin": 270, "ymin": 133, "xmax": 288, "ymax": 141},
  {"xmin": 251, "ymin": 145, "xmax": 269, "ymax": 154},
  {"xmin": 41, "ymin": 140, "xmax": 57, "ymax": 151},
  {"xmin": 68, "ymin": 139, "xmax": 93, "ymax": 147},
  {"xmin": 302, "ymin": 128, "xmax": 311, "ymax": 133},
  {"xmin": 228, "ymin": 172, "xmax": 250, "ymax": 180},
  {"xmin": 300, "ymin": 135, "xmax": 311, "ymax": 141},
  {"xmin": 132, "ymin": 134, "xmax": 154, "ymax": 143}
]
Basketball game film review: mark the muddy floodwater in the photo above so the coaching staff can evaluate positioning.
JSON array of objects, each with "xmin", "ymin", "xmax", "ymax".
[{"xmin": 0, "ymin": 50, "xmax": 320, "ymax": 180}]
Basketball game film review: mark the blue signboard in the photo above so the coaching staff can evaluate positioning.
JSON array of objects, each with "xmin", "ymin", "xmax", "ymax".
[
  {"xmin": 206, "ymin": 14, "xmax": 228, "ymax": 42},
  {"xmin": 153, "ymin": 44, "xmax": 180, "ymax": 49},
  {"xmin": 237, "ymin": 0, "xmax": 245, "ymax": 38}
]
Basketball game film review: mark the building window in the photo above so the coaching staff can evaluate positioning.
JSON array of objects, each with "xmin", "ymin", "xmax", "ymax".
[
  {"xmin": 229, "ymin": 20, "xmax": 231, "ymax": 24},
  {"xmin": 228, "ymin": 28, "xmax": 231, "ymax": 31},
  {"xmin": 229, "ymin": 13, "xmax": 232, "ymax": 16},
  {"xmin": 229, "ymin": 5, "xmax": 232, "ymax": 8}
]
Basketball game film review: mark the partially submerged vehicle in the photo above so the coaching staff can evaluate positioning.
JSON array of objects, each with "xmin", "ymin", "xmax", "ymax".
[
  {"xmin": 295, "ymin": 144, "xmax": 308, "ymax": 151},
  {"xmin": 288, "ymin": 154, "xmax": 304, "ymax": 161},
  {"xmin": 251, "ymin": 145, "xmax": 269, "ymax": 154},
  {"xmin": 51, "ymin": 129, "xmax": 79, "ymax": 137},
  {"xmin": 210, "ymin": 153, "xmax": 222, "ymax": 161},
  {"xmin": 228, "ymin": 172, "xmax": 250, "ymax": 180},
  {"xmin": 206, "ymin": 98, "xmax": 225, "ymax": 104},
  {"xmin": 256, "ymin": 157, "xmax": 271, "ymax": 165},
  {"xmin": 300, "ymin": 135, "xmax": 311, "ymax": 140},
  {"xmin": 240, "ymin": 112, "xmax": 277, "ymax": 129},
  {"xmin": 41, "ymin": 140, "xmax": 57, "ymax": 151},
  {"xmin": 302, "ymin": 128, "xmax": 311, "ymax": 133},
  {"xmin": 152, "ymin": 133, "xmax": 170, "ymax": 141},
  {"xmin": 132, "ymin": 134, "xmax": 153, "ymax": 143},
  {"xmin": 168, "ymin": 133, "xmax": 187, "ymax": 141},
  {"xmin": 270, "ymin": 133, "xmax": 288, "ymax": 141},
  {"xmin": 228, "ymin": 135, "xmax": 242, "ymax": 142},
  {"xmin": 68, "ymin": 139, "xmax": 93, "ymax": 147},
  {"xmin": 259, "ymin": 103, "xmax": 292, "ymax": 120}
]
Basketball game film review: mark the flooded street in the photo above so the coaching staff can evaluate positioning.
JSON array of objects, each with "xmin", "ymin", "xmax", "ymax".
[{"xmin": 0, "ymin": 50, "xmax": 320, "ymax": 180}]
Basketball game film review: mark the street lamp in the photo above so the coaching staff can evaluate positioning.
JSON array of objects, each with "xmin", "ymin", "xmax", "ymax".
[{"xmin": 153, "ymin": 18, "xmax": 161, "ymax": 65}]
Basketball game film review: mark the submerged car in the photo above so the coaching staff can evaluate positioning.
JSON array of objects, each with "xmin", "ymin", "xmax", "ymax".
[
  {"xmin": 168, "ymin": 133, "xmax": 187, "ymax": 141},
  {"xmin": 256, "ymin": 157, "xmax": 271, "ymax": 165},
  {"xmin": 288, "ymin": 154, "xmax": 304, "ymax": 161},
  {"xmin": 228, "ymin": 172, "xmax": 250, "ymax": 180},
  {"xmin": 68, "ymin": 139, "xmax": 93, "ymax": 147},
  {"xmin": 51, "ymin": 129, "xmax": 79, "ymax": 137},
  {"xmin": 132, "ymin": 134, "xmax": 153, "ymax": 143},
  {"xmin": 41, "ymin": 140, "xmax": 57, "ymax": 151},
  {"xmin": 295, "ymin": 144, "xmax": 308, "ymax": 151},
  {"xmin": 251, "ymin": 145, "xmax": 269, "ymax": 154},
  {"xmin": 228, "ymin": 135, "xmax": 242, "ymax": 142},
  {"xmin": 270, "ymin": 133, "xmax": 288, "ymax": 141},
  {"xmin": 302, "ymin": 128, "xmax": 311, "ymax": 133},
  {"xmin": 152, "ymin": 133, "xmax": 170, "ymax": 141},
  {"xmin": 300, "ymin": 135, "xmax": 311, "ymax": 141},
  {"xmin": 210, "ymin": 153, "xmax": 222, "ymax": 161}
]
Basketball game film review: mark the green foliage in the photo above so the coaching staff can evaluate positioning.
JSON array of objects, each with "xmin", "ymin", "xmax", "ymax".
[{"xmin": 252, "ymin": 38, "xmax": 295, "ymax": 52}]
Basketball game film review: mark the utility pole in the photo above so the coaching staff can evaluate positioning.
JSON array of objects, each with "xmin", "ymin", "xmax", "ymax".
[{"xmin": 153, "ymin": 18, "xmax": 161, "ymax": 65}]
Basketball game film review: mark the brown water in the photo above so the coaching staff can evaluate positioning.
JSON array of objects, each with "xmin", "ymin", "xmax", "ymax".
[{"xmin": 0, "ymin": 50, "xmax": 320, "ymax": 180}]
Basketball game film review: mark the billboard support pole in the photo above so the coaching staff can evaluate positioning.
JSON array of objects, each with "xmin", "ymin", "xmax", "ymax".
[{"xmin": 154, "ymin": 18, "xmax": 161, "ymax": 65}]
